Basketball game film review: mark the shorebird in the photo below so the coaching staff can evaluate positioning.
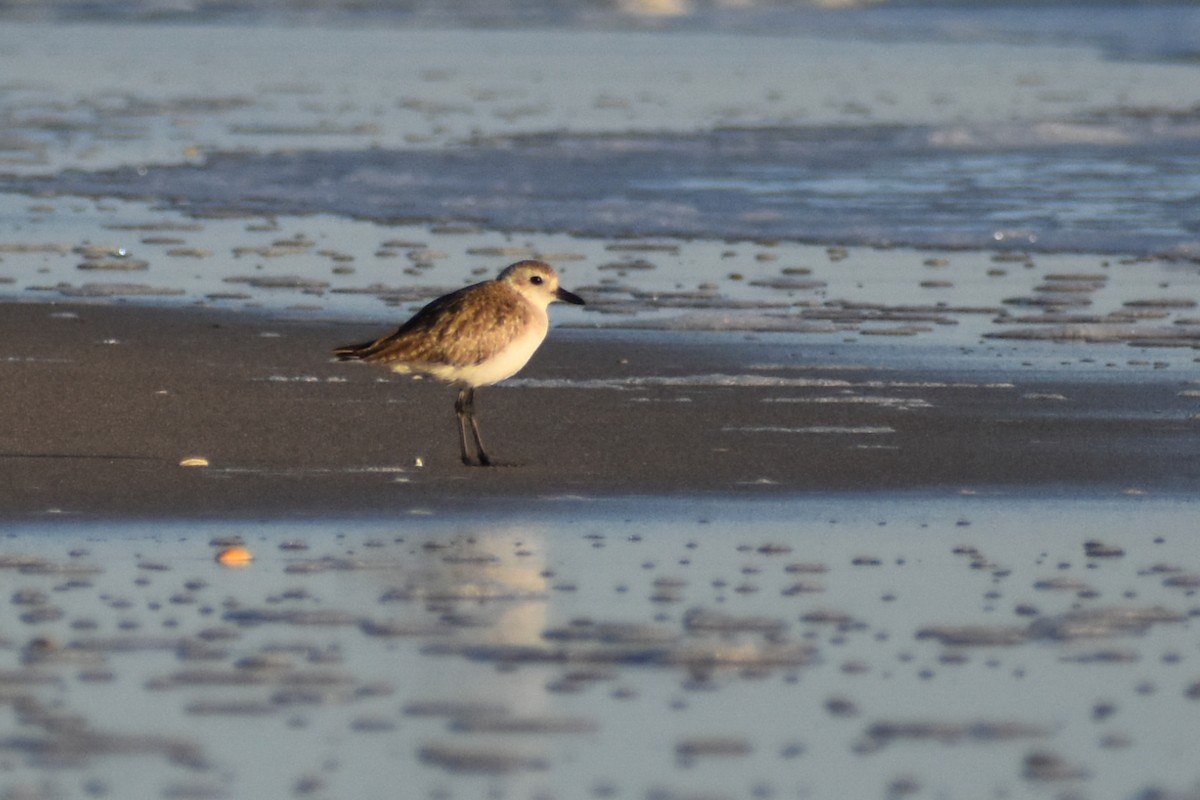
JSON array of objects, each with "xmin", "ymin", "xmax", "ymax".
[{"xmin": 334, "ymin": 260, "xmax": 585, "ymax": 466}]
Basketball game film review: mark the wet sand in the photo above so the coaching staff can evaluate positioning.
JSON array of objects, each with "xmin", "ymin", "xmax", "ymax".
[
  {"xmin": 2, "ymin": 499, "xmax": 1200, "ymax": 800},
  {"xmin": 1, "ymin": 299, "xmax": 1197, "ymax": 520}
]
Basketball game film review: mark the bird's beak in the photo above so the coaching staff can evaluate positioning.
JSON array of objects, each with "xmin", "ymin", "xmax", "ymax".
[{"xmin": 556, "ymin": 287, "xmax": 585, "ymax": 305}]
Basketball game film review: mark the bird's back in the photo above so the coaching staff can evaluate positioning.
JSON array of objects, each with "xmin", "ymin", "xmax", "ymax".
[{"xmin": 334, "ymin": 280, "xmax": 539, "ymax": 378}]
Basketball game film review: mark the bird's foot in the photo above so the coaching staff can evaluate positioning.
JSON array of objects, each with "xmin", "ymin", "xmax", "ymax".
[{"xmin": 462, "ymin": 454, "xmax": 522, "ymax": 468}]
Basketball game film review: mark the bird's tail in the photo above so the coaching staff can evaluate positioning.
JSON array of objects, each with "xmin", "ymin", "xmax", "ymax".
[{"xmin": 333, "ymin": 340, "xmax": 377, "ymax": 361}]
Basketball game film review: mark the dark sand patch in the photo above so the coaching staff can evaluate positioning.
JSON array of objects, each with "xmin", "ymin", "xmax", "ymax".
[{"xmin": 0, "ymin": 301, "xmax": 1197, "ymax": 519}]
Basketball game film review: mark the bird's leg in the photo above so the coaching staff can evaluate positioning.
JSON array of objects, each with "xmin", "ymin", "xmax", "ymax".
[
  {"xmin": 465, "ymin": 387, "xmax": 494, "ymax": 466},
  {"xmin": 455, "ymin": 387, "xmax": 493, "ymax": 467},
  {"xmin": 454, "ymin": 387, "xmax": 477, "ymax": 465}
]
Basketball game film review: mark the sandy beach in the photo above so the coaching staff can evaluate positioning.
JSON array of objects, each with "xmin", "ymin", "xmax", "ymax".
[
  {"xmin": 1, "ymin": 299, "xmax": 1196, "ymax": 520},
  {"xmin": 2, "ymin": 8, "xmax": 1200, "ymax": 800}
]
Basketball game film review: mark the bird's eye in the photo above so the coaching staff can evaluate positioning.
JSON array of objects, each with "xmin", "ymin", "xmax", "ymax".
[{"xmin": 530, "ymin": 275, "xmax": 544, "ymax": 285}]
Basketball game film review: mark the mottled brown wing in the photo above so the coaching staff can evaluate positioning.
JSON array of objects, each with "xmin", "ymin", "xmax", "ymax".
[{"xmin": 334, "ymin": 282, "xmax": 531, "ymax": 369}]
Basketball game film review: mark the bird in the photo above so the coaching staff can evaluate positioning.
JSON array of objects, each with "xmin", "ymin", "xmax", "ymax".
[{"xmin": 334, "ymin": 259, "xmax": 585, "ymax": 466}]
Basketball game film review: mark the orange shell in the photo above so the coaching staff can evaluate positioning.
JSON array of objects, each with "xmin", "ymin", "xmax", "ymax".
[{"xmin": 216, "ymin": 546, "xmax": 254, "ymax": 567}]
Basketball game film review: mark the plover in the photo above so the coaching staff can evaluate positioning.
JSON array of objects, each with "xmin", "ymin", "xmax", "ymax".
[{"xmin": 334, "ymin": 259, "xmax": 585, "ymax": 466}]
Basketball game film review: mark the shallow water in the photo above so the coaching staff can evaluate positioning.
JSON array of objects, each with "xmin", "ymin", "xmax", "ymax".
[
  {"xmin": 4, "ymin": 192, "xmax": 1200, "ymax": 356},
  {"xmin": 3, "ymin": 15, "xmax": 1200, "ymax": 256},
  {"xmin": 2, "ymin": 495, "xmax": 1200, "ymax": 800},
  {"xmin": 24, "ymin": 130, "xmax": 1200, "ymax": 255},
  {"xmin": 2, "ymin": 14, "xmax": 1200, "ymax": 345}
]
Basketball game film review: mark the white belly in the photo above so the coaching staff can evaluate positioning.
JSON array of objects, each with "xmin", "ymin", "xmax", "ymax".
[{"xmin": 423, "ymin": 319, "xmax": 548, "ymax": 388}]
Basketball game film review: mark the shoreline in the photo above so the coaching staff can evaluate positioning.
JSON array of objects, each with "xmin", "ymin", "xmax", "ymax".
[{"xmin": 2, "ymin": 299, "xmax": 1197, "ymax": 521}]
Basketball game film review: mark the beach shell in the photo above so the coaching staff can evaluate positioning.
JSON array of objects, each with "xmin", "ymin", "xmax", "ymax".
[{"xmin": 216, "ymin": 547, "xmax": 254, "ymax": 567}]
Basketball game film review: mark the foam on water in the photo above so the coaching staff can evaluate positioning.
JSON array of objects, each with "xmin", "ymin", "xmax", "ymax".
[
  {"xmin": 11, "ymin": 124, "xmax": 1200, "ymax": 256},
  {"xmin": 3, "ymin": 19, "xmax": 1200, "ymax": 256}
]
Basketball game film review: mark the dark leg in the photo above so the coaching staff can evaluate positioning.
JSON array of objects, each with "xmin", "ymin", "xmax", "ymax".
[
  {"xmin": 455, "ymin": 387, "xmax": 494, "ymax": 467},
  {"xmin": 454, "ymin": 387, "xmax": 475, "ymax": 465}
]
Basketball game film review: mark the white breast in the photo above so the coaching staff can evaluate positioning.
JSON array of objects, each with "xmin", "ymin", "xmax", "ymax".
[{"xmin": 425, "ymin": 311, "xmax": 549, "ymax": 388}]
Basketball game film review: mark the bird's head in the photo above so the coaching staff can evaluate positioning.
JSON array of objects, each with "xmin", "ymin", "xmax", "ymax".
[{"xmin": 499, "ymin": 260, "xmax": 585, "ymax": 309}]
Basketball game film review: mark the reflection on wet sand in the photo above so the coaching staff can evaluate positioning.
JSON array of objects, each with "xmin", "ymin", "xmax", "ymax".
[
  {"xmin": 5, "ymin": 194, "xmax": 1200, "ymax": 358},
  {"xmin": 0, "ymin": 500, "xmax": 1198, "ymax": 797}
]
